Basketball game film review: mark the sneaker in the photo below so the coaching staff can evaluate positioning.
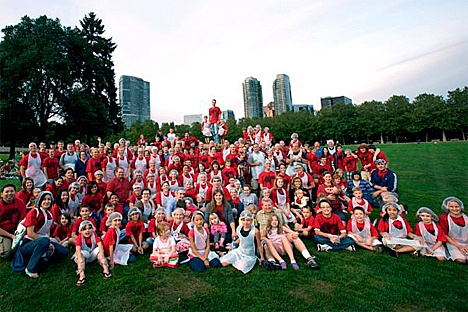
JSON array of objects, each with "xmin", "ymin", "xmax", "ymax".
[
  {"xmin": 280, "ymin": 261, "xmax": 287, "ymax": 270},
  {"xmin": 306, "ymin": 256, "xmax": 320, "ymax": 269},
  {"xmin": 291, "ymin": 262, "xmax": 300, "ymax": 270},
  {"xmin": 317, "ymin": 244, "xmax": 332, "ymax": 252},
  {"xmin": 373, "ymin": 246, "xmax": 382, "ymax": 253},
  {"xmin": 346, "ymin": 245, "xmax": 356, "ymax": 252}
]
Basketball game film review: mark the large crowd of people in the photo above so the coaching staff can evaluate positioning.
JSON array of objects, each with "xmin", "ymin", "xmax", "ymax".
[{"xmin": 0, "ymin": 119, "xmax": 466, "ymax": 286}]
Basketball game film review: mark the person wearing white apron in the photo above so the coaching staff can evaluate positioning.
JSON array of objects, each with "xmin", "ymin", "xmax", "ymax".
[
  {"xmin": 20, "ymin": 143, "xmax": 47, "ymax": 188},
  {"xmin": 133, "ymin": 153, "xmax": 148, "ymax": 174},
  {"xmin": 271, "ymin": 179, "xmax": 295, "ymax": 223},
  {"xmin": 19, "ymin": 191, "xmax": 69, "ymax": 278},
  {"xmin": 220, "ymin": 210, "xmax": 264, "ymax": 274},
  {"xmin": 158, "ymin": 183, "xmax": 174, "ymax": 210},
  {"xmin": 104, "ymin": 154, "xmax": 116, "ymax": 182},
  {"xmin": 116, "ymin": 152, "xmax": 130, "ymax": 179},
  {"xmin": 73, "ymin": 220, "xmax": 111, "ymax": 285},
  {"xmin": 68, "ymin": 182, "xmax": 82, "ymax": 217},
  {"xmin": 440, "ymin": 197, "xmax": 468, "ymax": 263},
  {"xmin": 378, "ymin": 203, "xmax": 422, "ymax": 256},
  {"xmin": 103, "ymin": 212, "xmax": 133, "ymax": 267},
  {"xmin": 347, "ymin": 207, "xmax": 382, "ymax": 251}
]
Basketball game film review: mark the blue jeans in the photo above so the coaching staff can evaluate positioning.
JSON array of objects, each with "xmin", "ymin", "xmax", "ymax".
[
  {"xmin": 188, "ymin": 257, "xmax": 221, "ymax": 272},
  {"xmin": 20, "ymin": 238, "xmax": 68, "ymax": 273},
  {"xmin": 314, "ymin": 234, "xmax": 354, "ymax": 251},
  {"xmin": 211, "ymin": 123, "xmax": 219, "ymax": 144}
]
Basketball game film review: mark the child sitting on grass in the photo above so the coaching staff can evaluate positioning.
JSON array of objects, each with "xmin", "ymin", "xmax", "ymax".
[
  {"xmin": 74, "ymin": 220, "xmax": 111, "ymax": 286},
  {"xmin": 125, "ymin": 207, "xmax": 149, "ymax": 255},
  {"xmin": 346, "ymin": 207, "xmax": 382, "ymax": 252},
  {"xmin": 150, "ymin": 222, "xmax": 179, "ymax": 268},
  {"xmin": 220, "ymin": 210, "xmax": 264, "ymax": 274},
  {"xmin": 262, "ymin": 214, "xmax": 300, "ymax": 270},
  {"xmin": 188, "ymin": 212, "xmax": 221, "ymax": 272},
  {"xmin": 313, "ymin": 199, "xmax": 355, "ymax": 252},
  {"xmin": 414, "ymin": 207, "xmax": 446, "ymax": 261},
  {"xmin": 294, "ymin": 206, "xmax": 315, "ymax": 239},
  {"xmin": 52, "ymin": 212, "xmax": 72, "ymax": 247},
  {"xmin": 377, "ymin": 202, "xmax": 422, "ymax": 257},
  {"xmin": 438, "ymin": 197, "xmax": 467, "ymax": 263}
]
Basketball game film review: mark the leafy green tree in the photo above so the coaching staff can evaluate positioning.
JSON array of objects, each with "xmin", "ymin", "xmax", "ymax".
[
  {"xmin": 383, "ymin": 95, "xmax": 412, "ymax": 142},
  {"xmin": 355, "ymin": 100, "xmax": 384, "ymax": 143},
  {"xmin": 412, "ymin": 93, "xmax": 445, "ymax": 142},
  {"xmin": 446, "ymin": 87, "xmax": 468, "ymax": 141}
]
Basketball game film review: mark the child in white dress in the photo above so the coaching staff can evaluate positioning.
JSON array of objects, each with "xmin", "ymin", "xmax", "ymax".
[
  {"xmin": 220, "ymin": 211, "xmax": 264, "ymax": 274},
  {"xmin": 414, "ymin": 207, "xmax": 447, "ymax": 261}
]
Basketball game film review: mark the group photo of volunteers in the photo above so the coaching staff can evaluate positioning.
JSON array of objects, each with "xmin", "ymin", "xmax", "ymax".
[{"xmin": 0, "ymin": 120, "xmax": 466, "ymax": 287}]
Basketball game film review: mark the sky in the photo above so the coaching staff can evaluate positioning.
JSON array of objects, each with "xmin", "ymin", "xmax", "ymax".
[{"xmin": 1, "ymin": 0, "xmax": 468, "ymax": 124}]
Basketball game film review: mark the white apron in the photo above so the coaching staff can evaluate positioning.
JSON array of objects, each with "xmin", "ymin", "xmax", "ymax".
[
  {"xmin": 220, "ymin": 225, "xmax": 257, "ymax": 274},
  {"xmin": 26, "ymin": 153, "xmax": 47, "ymax": 187},
  {"xmin": 446, "ymin": 214, "xmax": 468, "ymax": 261},
  {"xmin": 112, "ymin": 227, "xmax": 133, "ymax": 265},
  {"xmin": 105, "ymin": 156, "xmax": 116, "ymax": 182},
  {"xmin": 417, "ymin": 222, "xmax": 446, "ymax": 259}
]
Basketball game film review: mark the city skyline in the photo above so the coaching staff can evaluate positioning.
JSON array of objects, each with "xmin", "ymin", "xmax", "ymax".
[{"xmin": 1, "ymin": 1, "xmax": 467, "ymax": 123}]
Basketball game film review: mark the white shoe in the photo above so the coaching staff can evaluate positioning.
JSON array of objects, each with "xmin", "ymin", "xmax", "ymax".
[
  {"xmin": 346, "ymin": 245, "xmax": 356, "ymax": 252},
  {"xmin": 317, "ymin": 244, "xmax": 331, "ymax": 252}
]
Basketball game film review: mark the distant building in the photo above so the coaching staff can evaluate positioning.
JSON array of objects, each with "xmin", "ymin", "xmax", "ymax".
[
  {"xmin": 243, "ymin": 77, "xmax": 263, "ymax": 119},
  {"xmin": 273, "ymin": 74, "xmax": 292, "ymax": 115},
  {"xmin": 120, "ymin": 75, "xmax": 150, "ymax": 128},
  {"xmin": 320, "ymin": 96, "xmax": 352, "ymax": 109},
  {"xmin": 184, "ymin": 114, "xmax": 203, "ymax": 125},
  {"xmin": 264, "ymin": 102, "xmax": 275, "ymax": 117},
  {"xmin": 292, "ymin": 104, "xmax": 314, "ymax": 114},
  {"xmin": 222, "ymin": 110, "xmax": 235, "ymax": 120}
]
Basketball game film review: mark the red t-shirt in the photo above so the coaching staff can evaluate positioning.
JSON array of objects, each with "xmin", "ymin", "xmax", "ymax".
[
  {"xmin": 43, "ymin": 157, "xmax": 59, "ymax": 179},
  {"xmin": 313, "ymin": 213, "xmax": 345, "ymax": 235},
  {"xmin": 125, "ymin": 220, "xmax": 146, "ymax": 238},
  {"xmin": 209, "ymin": 106, "xmax": 222, "ymax": 124},
  {"xmin": 302, "ymin": 215, "xmax": 315, "ymax": 229},
  {"xmin": 81, "ymin": 193, "xmax": 104, "ymax": 213},
  {"xmin": 102, "ymin": 227, "xmax": 118, "ymax": 257},
  {"xmin": 0, "ymin": 198, "xmax": 27, "ymax": 232},
  {"xmin": 76, "ymin": 232, "xmax": 101, "ymax": 247},
  {"xmin": 72, "ymin": 217, "xmax": 97, "ymax": 235},
  {"xmin": 438, "ymin": 214, "xmax": 466, "ymax": 234},
  {"xmin": 377, "ymin": 217, "xmax": 412, "ymax": 234},
  {"xmin": 343, "ymin": 156, "xmax": 358, "ymax": 172},
  {"xmin": 106, "ymin": 178, "xmax": 131, "ymax": 205},
  {"xmin": 23, "ymin": 208, "xmax": 53, "ymax": 234},
  {"xmin": 346, "ymin": 219, "xmax": 379, "ymax": 237},
  {"xmin": 86, "ymin": 158, "xmax": 102, "ymax": 180},
  {"xmin": 169, "ymin": 220, "xmax": 190, "ymax": 236},
  {"xmin": 53, "ymin": 224, "xmax": 71, "ymax": 240},
  {"xmin": 258, "ymin": 171, "xmax": 276, "ymax": 189}
]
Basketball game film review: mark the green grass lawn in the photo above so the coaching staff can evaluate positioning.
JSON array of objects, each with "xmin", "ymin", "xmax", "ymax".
[{"xmin": 0, "ymin": 142, "xmax": 467, "ymax": 312}]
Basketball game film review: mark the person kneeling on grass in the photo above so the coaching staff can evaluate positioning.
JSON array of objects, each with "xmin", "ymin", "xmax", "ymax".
[
  {"xmin": 220, "ymin": 210, "xmax": 264, "ymax": 274},
  {"xmin": 346, "ymin": 207, "xmax": 382, "ymax": 252},
  {"xmin": 188, "ymin": 212, "xmax": 221, "ymax": 272},
  {"xmin": 377, "ymin": 203, "xmax": 422, "ymax": 257},
  {"xmin": 313, "ymin": 199, "xmax": 355, "ymax": 252},
  {"xmin": 413, "ymin": 207, "xmax": 447, "ymax": 261},
  {"xmin": 74, "ymin": 220, "xmax": 111, "ymax": 286},
  {"xmin": 438, "ymin": 197, "xmax": 467, "ymax": 264}
]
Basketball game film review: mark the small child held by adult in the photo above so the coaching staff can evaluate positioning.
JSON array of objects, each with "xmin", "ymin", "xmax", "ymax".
[{"xmin": 209, "ymin": 213, "xmax": 227, "ymax": 249}]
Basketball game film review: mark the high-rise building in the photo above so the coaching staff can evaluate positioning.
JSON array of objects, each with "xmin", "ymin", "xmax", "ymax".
[
  {"xmin": 243, "ymin": 77, "xmax": 263, "ymax": 119},
  {"xmin": 222, "ymin": 110, "xmax": 235, "ymax": 120},
  {"xmin": 184, "ymin": 114, "xmax": 203, "ymax": 125},
  {"xmin": 120, "ymin": 75, "xmax": 150, "ymax": 128},
  {"xmin": 292, "ymin": 104, "xmax": 314, "ymax": 114},
  {"xmin": 320, "ymin": 96, "xmax": 352, "ymax": 109},
  {"xmin": 273, "ymin": 74, "xmax": 292, "ymax": 115}
]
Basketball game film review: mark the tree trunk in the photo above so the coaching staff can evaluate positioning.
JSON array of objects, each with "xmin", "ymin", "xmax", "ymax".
[
  {"xmin": 425, "ymin": 131, "xmax": 429, "ymax": 142},
  {"xmin": 442, "ymin": 130, "xmax": 447, "ymax": 142},
  {"xmin": 380, "ymin": 133, "xmax": 384, "ymax": 144},
  {"xmin": 9, "ymin": 144, "xmax": 15, "ymax": 160},
  {"xmin": 462, "ymin": 129, "xmax": 466, "ymax": 141}
]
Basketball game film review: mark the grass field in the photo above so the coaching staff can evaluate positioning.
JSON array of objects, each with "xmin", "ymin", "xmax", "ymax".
[{"xmin": 0, "ymin": 142, "xmax": 467, "ymax": 312}]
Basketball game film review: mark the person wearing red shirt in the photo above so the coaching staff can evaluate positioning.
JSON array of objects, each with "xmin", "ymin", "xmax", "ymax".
[
  {"xmin": 0, "ymin": 184, "xmax": 27, "ymax": 258},
  {"xmin": 414, "ymin": 207, "xmax": 447, "ymax": 261},
  {"xmin": 346, "ymin": 206, "xmax": 381, "ymax": 251},
  {"xmin": 355, "ymin": 144, "xmax": 374, "ymax": 181},
  {"xmin": 258, "ymin": 160, "xmax": 276, "ymax": 191},
  {"xmin": 86, "ymin": 148, "xmax": 102, "ymax": 182},
  {"xmin": 43, "ymin": 149, "xmax": 60, "ymax": 183},
  {"xmin": 291, "ymin": 164, "xmax": 314, "ymax": 191},
  {"xmin": 20, "ymin": 142, "xmax": 47, "ymax": 188},
  {"xmin": 205, "ymin": 177, "xmax": 232, "ymax": 202},
  {"xmin": 208, "ymin": 99, "xmax": 222, "ymax": 144},
  {"xmin": 221, "ymin": 160, "xmax": 237, "ymax": 186},
  {"xmin": 438, "ymin": 197, "xmax": 467, "ymax": 263},
  {"xmin": 313, "ymin": 199, "xmax": 355, "ymax": 252},
  {"xmin": 94, "ymin": 170, "xmax": 107, "ymax": 197},
  {"xmin": 343, "ymin": 149, "xmax": 358, "ymax": 177},
  {"xmin": 106, "ymin": 167, "xmax": 131, "ymax": 210},
  {"xmin": 294, "ymin": 206, "xmax": 315, "ymax": 238},
  {"xmin": 125, "ymin": 208, "xmax": 148, "ymax": 255},
  {"xmin": 81, "ymin": 182, "xmax": 104, "ymax": 217},
  {"xmin": 54, "ymin": 140, "xmax": 66, "ymax": 160}
]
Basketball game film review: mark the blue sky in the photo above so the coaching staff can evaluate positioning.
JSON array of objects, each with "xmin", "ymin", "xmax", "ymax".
[{"xmin": 1, "ymin": 0, "xmax": 467, "ymax": 123}]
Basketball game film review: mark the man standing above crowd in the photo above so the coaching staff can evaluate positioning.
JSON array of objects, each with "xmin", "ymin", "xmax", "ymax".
[
  {"xmin": 19, "ymin": 142, "xmax": 47, "ymax": 188},
  {"xmin": 0, "ymin": 184, "xmax": 27, "ymax": 258},
  {"xmin": 209, "ymin": 99, "xmax": 222, "ymax": 144}
]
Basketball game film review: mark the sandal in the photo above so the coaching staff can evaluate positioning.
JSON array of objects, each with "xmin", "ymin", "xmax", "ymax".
[
  {"xmin": 76, "ymin": 277, "xmax": 86, "ymax": 287},
  {"xmin": 25, "ymin": 269, "xmax": 39, "ymax": 279},
  {"xmin": 102, "ymin": 272, "xmax": 112, "ymax": 279}
]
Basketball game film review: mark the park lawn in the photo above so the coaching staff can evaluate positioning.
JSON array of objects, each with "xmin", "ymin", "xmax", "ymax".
[{"xmin": 0, "ymin": 142, "xmax": 467, "ymax": 312}]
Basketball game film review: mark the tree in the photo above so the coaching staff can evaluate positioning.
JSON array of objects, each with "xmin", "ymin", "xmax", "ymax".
[
  {"xmin": 383, "ymin": 95, "xmax": 412, "ymax": 142},
  {"xmin": 446, "ymin": 87, "xmax": 468, "ymax": 141},
  {"xmin": 356, "ymin": 100, "xmax": 385, "ymax": 143},
  {"xmin": 0, "ymin": 15, "xmax": 73, "ymax": 157},
  {"xmin": 412, "ymin": 93, "xmax": 445, "ymax": 142}
]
